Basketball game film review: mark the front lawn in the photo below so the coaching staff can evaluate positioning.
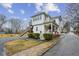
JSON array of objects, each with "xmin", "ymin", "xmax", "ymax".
[
  {"xmin": 12, "ymin": 37, "xmax": 60, "ymax": 56},
  {"xmin": 4, "ymin": 39, "xmax": 43, "ymax": 55},
  {"xmin": 0, "ymin": 34, "xmax": 19, "ymax": 38}
]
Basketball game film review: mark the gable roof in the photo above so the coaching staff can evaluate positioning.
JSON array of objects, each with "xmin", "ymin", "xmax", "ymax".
[{"xmin": 31, "ymin": 12, "xmax": 51, "ymax": 18}]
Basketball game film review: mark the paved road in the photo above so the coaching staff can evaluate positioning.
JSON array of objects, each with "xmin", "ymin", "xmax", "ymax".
[
  {"xmin": 0, "ymin": 37, "xmax": 17, "ymax": 56},
  {"xmin": 0, "ymin": 35, "xmax": 28, "ymax": 56},
  {"xmin": 43, "ymin": 32, "xmax": 79, "ymax": 56}
]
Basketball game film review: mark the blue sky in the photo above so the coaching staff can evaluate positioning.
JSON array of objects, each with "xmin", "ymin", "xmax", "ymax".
[{"xmin": 0, "ymin": 3, "xmax": 67, "ymax": 21}]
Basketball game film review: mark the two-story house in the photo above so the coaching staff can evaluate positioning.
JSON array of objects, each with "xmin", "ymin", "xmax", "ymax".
[{"xmin": 31, "ymin": 12, "xmax": 62, "ymax": 34}]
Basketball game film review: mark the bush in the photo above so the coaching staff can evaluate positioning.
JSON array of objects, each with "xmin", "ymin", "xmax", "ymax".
[
  {"xmin": 27, "ymin": 33, "xmax": 40, "ymax": 39},
  {"xmin": 43, "ymin": 33, "xmax": 52, "ymax": 41},
  {"xmin": 33, "ymin": 33, "xmax": 40, "ymax": 39},
  {"xmin": 27, "ymin": 33, "xmax": 34, "ymax": 38}
]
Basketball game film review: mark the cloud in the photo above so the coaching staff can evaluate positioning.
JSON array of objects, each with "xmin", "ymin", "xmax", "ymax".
[
  {"xmin": 35, "ymin": 3, "xmax": 43, "ymax": 12},
  {"xmin": 1, "ymin": 3, "xmax": 14, "ymax": 14},
  {"xmin": 20, "ymin": 9, "xmax": 25, "ymax": 14},
  {"xmin": 1, "ymin": 3, "xmax": 13, "ymax": 9},
  {"xmin": 44, "ymin": 3, "xmax": 60, "ymax": 13},
  {"xmin": 8, "ymin": 9, "xmax": 14, "ymax": 14},
  {"xmin": 35, "ymin": 3, "xmax": 60, "ymax": 13}
]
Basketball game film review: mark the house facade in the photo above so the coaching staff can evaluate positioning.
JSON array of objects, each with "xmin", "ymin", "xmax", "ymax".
[
  {"xmin": 73, "ymin": 20, "xmax": 79, "ymax": 32},
  {"xmin": 31, "ymin": 12, "xmax": 62, "ymax": 34},
  {"xmin": 62, "ymin": 21, "xmax": 70, "ymax": 33}
]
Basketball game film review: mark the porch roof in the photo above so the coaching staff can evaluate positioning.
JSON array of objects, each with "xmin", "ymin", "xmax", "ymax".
[{"xmin": 32, "ymin": 21, "xmax": 59, "ymax": 27}]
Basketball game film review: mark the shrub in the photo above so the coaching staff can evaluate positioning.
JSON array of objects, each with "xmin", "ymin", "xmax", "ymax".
[
  {"xmin": 27, "ymin": 33, "xmax": 34, "ymax": 38},
  {"xmin": 33, "ymin": 33, "xmax": 40, "ymax": 39},
  {"xmin": 27, "ymin": 33, "xmax": 40, "ymax": 39},
  {"xmin": 43, "ymin": 33, "xmax": 52, "ymax": 41}
]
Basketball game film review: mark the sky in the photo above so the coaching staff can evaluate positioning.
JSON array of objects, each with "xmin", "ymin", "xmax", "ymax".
[{"xmin": 0, "ymin": 3, "xmax": 67, "ymax": 21}]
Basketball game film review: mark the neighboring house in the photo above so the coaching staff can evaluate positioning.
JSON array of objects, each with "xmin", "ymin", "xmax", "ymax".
[
  {"xmin": 62, "ymin": 21, "xmax": 70, "ymax": 33},
  {"xmin": 31, "ymin": 12, "xmax": 62, "ymax": 34},
  {"xmin": 73, "ymin": 20, "xmax": 79, "ymax": 32}
]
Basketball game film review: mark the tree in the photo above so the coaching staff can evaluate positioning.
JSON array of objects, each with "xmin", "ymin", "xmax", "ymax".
[
  {"xmin": 63, "ymin": 4, "xmax": 79, "ymax": 21},
  {"xmin": 63, "ymin": 21, "xmax": 70, "ymax": 33},
  {"xmin": 74, "ymin": 22, "xmax": 79, "ymax": 32},
  {"xmin": 2, "ymin": 20, "xmax": 13, "ymax": 33},
  {"xmin": 0, "ymin": 14, "xmax": 6, "ymax": 31},
  {"xmin": 9, "ymin": 18, "xmax": 21, "ymax": 33},
  {"xmin": 63, "ymin": 3, "xmax": 79, "ymax": 32}
]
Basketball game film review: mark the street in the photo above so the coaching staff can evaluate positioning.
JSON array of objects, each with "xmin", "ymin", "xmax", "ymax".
[{"xmin": 43, "ymin": 32, "xmax": 79, "ymax": 56}]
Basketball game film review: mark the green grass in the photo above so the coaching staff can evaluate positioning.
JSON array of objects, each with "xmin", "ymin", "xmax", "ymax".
[{"xmin": 4, "ymin": 40, "xmax": 43, "ymax": 55}]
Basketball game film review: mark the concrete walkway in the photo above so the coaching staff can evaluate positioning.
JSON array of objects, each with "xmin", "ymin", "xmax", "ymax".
[{"xmin": 43, "ymin": 32, "xmax": 79, "ymax": 56}]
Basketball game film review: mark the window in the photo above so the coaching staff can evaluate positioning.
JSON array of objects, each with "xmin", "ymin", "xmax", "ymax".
[
  {"xmin": 39, "ymin": 15, "xmax": 42, "ymax": 19},
  {"xmin": 34, "ymin": 17, "xmax": 37, "ymax": 21},
  {"xmin": 36, "ymin": 27, "xmax": 38, "ymax": 31},
  {"xmin": 33, "ymin": 16, "xmax": 39, "ymax": 21},
  {"xmin": 37, "ymin": 16, "xmax": 40, "ymax": 20}
]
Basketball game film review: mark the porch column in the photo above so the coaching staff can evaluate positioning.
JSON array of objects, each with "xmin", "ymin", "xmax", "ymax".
[
  {"xmin": 51, "ymin": 23, "xmax": 53, "ymax": 32},
  {"xmin": 55, "ymin": 26, "xmax": 57, "ymax": 31}
]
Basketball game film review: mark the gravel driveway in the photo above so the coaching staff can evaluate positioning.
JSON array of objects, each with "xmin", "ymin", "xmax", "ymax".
[{"xmin": 43, "ymin": 32, "xmax": 79, "ymax": 56}]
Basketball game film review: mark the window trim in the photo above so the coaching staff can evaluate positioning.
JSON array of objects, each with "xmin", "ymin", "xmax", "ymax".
[{"xmin": 36, "ymin": 27, "xmax": 38, "ymax": 31}]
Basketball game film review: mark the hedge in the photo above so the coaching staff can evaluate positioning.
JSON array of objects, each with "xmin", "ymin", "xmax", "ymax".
[
  {"xmin": 43, "ymin": 33, "xmax": 53, "ymax": 41},
  {"xmin": 27, "ymin": 33, "xmax": 34, "ymax": 38},
  {"xmin": 33, "ymin": 33, "xmax": 40, "ymax": 39},
  {"xmin": 28, "ymin": 33, "xmax": 60, "ymax": 40},
  {"xmin": 27, "ymin": 33, "xmax": 40, "ymax": 39}
]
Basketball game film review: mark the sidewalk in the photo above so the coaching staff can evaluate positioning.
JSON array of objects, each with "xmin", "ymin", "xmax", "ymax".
[{"xmin": 12, "ymin": 38, "xmax": 60, "ymax": 56}]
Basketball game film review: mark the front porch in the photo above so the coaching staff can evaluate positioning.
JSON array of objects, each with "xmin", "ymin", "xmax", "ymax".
[{"xmin": 44, "ymin": 23, "xmax": 58, "ymax": 33}]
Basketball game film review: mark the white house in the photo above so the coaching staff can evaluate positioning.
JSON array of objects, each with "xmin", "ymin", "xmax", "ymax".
[{"xmin": 31, "ymin": 12, "xmax": 62, "ymax": 34}]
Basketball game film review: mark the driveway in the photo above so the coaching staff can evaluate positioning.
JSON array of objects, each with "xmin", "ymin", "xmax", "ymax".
[
  {"xmin": 43, "ymin": 32, "xmax": 79, "ymax": 56},
  {"xmin": 0, "ymin": 37, "xmax": 17, "ymax": 56}
]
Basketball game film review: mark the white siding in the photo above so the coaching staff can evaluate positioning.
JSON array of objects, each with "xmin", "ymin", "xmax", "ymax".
[
  {"xmin": 32, "ymin": 14, "xmax": 45, "ymax": 25},
  {"xmin": 33, "ymin": 25, "xmax": 45, "ymax": 33},
  {"xmin": 55, "ymin": 18, "xmax": 60, "ymax": 25},
  {"xmin": 45, "ymin": 16, "xmax": 50, "ymax": 22},
  {"xmin": 32, "ymin": 14, "xmax": 45, "ymax": 33}
]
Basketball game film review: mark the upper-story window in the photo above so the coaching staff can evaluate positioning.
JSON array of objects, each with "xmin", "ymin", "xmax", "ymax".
[
  {"xmin": 33, "ymin": 17, "xmax": 37, "ymax": 21},
  {"xmin": 32, "ymin": 14, "xmax": 45, "ymax": 22},
  {"xmin": 33, "ymin": 15, "xmax": 42, "ymax": 21}
]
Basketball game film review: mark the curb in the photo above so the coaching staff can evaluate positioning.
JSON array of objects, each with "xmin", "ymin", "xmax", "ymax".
[{"xmin": 38, "ymin": 38, "xmax": 60, "ymax": 56}]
